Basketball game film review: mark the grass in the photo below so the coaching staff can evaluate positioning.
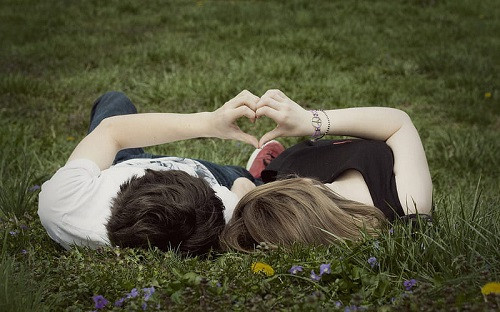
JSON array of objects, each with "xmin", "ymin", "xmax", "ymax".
[{"xmin": 0, "ymin": 0, "xmax": 499, "ymax": 310}]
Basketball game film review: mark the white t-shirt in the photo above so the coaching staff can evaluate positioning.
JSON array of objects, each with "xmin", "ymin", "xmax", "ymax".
[{"xmin": 38, "ymin": 157, "xmax": 239, "ymax": 250}]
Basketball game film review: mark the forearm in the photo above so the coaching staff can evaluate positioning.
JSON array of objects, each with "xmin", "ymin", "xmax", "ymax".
[
  {"xmin": 68, "ymin": 90, "xmax": 259, "ymax": 170},
  {"xmin": 304, "ymin": 107, "xmax": 412, "ymax": 141},
  {"xmin": 68, "ymin": 112, "xmax": 215, "ymax": 170},
  {"xmin": 255, "ymin": 90, "xmax": 413, "ymax": 146},
  {"xmin": 106, "ymin": 112, "xmax": 214, "ymax": 150}
]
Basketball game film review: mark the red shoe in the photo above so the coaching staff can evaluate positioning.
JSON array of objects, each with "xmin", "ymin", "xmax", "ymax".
[{"xmin": 246, "ymin": 140, "xmax": 285, "ymax": 179}]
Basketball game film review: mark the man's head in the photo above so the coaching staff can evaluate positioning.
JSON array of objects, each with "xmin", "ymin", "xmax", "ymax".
[{"xmin": 106, "ymin": 169, "xmax": 225, "ymax": 256}]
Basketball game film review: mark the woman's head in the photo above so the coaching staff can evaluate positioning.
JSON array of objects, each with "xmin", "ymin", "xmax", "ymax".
[{"xmin": 221, "ymin": 178, "xmax": 386, "ymax": 252}]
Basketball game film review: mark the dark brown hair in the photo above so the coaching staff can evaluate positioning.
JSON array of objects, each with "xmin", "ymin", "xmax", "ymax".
[
  {"xmin": 106, "ymin": 169, "xmax": 225, "ymax": 256},
  {"xmin": 221, "ymin": 178, "xmax": 387, "ymax": 252}
]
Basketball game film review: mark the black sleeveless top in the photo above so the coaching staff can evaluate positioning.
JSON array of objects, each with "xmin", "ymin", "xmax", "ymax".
[{"xmin": 261, "ymin": 139, "xmax": 405, "ymax": 221}]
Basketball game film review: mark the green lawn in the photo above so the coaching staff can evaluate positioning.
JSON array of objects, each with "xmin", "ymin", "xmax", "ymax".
[{"xmin": 1, "ymin": 0, "xmax": 499, "ymax": 310}]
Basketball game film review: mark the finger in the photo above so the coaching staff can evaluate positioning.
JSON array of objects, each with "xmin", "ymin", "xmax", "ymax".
[
  {"xmin": 262, "ymin": 89, "xmax": 286, "ymax": 101},
  {"xmin": 256, "ymin": 97, "xmax": 281, "ymax": 110},
  {"xmin": 255, "ymin": 106, "xmax": 280, "ymax": 121},
  {"xmin": 237, "ymin": 89, "xmax": 256, "ymax": 98},
  {"xmin": 268, "ymin": 89, "xmax": 287, "ymax": 101},
  {"xmin": 247, "ymin": 92, "xmax": 260, "ymax": 104},
  {"xmin": 229, "ymin": 94, "xmax": 260, "ymax": 111},
  {"xmin": 233, "ymin": 129, "xmax": 259, "ymax": 148},
  {"xmin": 242, "ymin": 95, "xmax": 260, "ymax": 111},
  {"xmin": 234, "ymin": 90, "xmax": 260, "ymax": 108},
  {"xmin": 258, "ymin": 128, "xmax": 281, "ymax": 148},
  {"xmin": 233, "ymin": 105, "xmax": 256, "ymax": 123}
]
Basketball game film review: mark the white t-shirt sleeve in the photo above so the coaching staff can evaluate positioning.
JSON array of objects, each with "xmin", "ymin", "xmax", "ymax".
[
  {"xmin": 38, "ymin": 159, "xmax": 110, "ymax": 249},
  {"xmin": 38, "ymin": 157, "xmax": 240, "ymax": 249},
  {"xmin": 212, "ymin": 185, "xmax": 239, "ymax": 222}
]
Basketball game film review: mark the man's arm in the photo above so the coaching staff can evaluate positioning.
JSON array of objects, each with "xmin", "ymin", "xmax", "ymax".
[{"xmin": 68, "ymin": 90, "xmax": 260, "ymax": 170}]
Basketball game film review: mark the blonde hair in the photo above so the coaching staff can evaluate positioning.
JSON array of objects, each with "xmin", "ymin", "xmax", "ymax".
[{"xmin": 221, "ymin": 178, "xmax": 387, "ymax": 252}]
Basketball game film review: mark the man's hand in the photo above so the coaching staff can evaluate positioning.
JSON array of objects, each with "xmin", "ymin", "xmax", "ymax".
[{"xmin": 211, "ymin": 90, "xmax": 260, "ymax": 148}]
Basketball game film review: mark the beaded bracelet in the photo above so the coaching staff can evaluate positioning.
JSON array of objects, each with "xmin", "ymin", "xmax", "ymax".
[
  {"xmin": 318, "ymin": 110, "xmax": 331, "ymax": 140},
  {"xmin": 309, "ymin": 110, "xmax": 322, "ymax": 139},
  {"xmin": 309, "ymin": 110, "xmax": 331, "ymax": 141}
]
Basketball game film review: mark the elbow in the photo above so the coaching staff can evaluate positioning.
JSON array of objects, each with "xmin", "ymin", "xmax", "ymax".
[
  {"xmin": 391, "ymin": 108, "xmax": 412, "ymax": 124},
  {"xmin": 94, "ymin": 117, "xmax": 123, "ymax": 151},
  {"xmin": 425, "ymin": 178, "xmax": 434, "ymax": 214},
  {"xmin": 378, "ymin": 107, "xmax": 414, "ymax": 128},
  {"xmin": 388, "ymin": 108, "xmax": 414, "ymax": 132},
  {"xmin": 415, "ymin": 179, "xmax": 434, "ymax": 215},
  {"xmin": 98, "ymin": 115, "xmax": 117, "ymax": 130}
]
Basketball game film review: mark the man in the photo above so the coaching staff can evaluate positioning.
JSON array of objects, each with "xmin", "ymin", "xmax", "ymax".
[{"xmin": 38, "ymin": 90, "xmax": 283, "ymax": 255}]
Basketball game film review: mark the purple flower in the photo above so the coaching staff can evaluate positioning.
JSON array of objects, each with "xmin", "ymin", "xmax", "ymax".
[
  {"xmin": 215, "ymin": 282, "xmax": 222, "ymax": 287},
  {"xmin": 29, "ymin": 185, "xmax": 40, "ymax": 192},
  {"xmin": 344, "ymin": 305, "xmax": 358, "ymax": 312},
  {"xmin": 143, "ymin": 286, "xmax": 155, "ymax": 301},
  {"xmin": 142, "ymin": 302, "xmax": 147, "ymax": 310},
  {"xmin": 114, "ymin": 297, "xmax": 126, "ymax": 307},
  {"xmin": 319, "ymin": 263, "xmax": 331, "ymax": 275},
  {"xmin": 367, "ymin": 256, "xmax": 378, "ymax": 268},
  {"xmin": 21, "ymin": 249, "xmax": 27, "ymax": 254},
  {"xmin": 9, "ymin": 231, "xmax": 17, "ymax": 236},
  {"xmin": 289, "ymin": 265, "xmax": 303, "ymax": 275},
  {"xmin": 403, "ymin": 279, "xmax": 417, "ymax": 291},
  {"xmin": 126, "ymin": 288, "xmax": 139, "ymax": 299},
  {"xmin": 92, "ymin": 295, "xmax": 108, "ymax": 309},
  {"xmin": 310, "ymin": 270, "xmax": 321, "ymax": 281},
  {"xmin": 389, "ymin": 228, "xmax": 394, "ymax": 234},
  {"xmin": 335, "ymin": 300, "xmax": 343, "ymax": 308}
]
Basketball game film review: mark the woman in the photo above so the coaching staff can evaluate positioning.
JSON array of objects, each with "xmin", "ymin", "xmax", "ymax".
[{"xmin": 221, "ymin": 89, "xmax": 433, "ymax": 252}]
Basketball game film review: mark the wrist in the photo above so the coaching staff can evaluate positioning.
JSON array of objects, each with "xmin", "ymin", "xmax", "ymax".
[
  {"xmin": 309, "ymin": 110, "xmax": 322, "ymax": 139},
  {"xmin": 308, "ymin": 110, "xmax": 331, "ymax": 140},
  {"xmin": 202, "ymin": 111, "xmax": 220, "ymax": 138}
]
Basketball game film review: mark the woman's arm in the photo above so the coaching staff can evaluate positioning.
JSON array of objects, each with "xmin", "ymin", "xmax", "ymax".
[
  {"xmin": 255, "ymin": 89, "xmax": 432, "ymax": 215},
  {"xmin": 68, "ymin": 90, "xmax": 260, "ymax": 170}
]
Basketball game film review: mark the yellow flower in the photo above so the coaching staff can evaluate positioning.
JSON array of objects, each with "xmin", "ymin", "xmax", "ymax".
[
  {"xmin": 251, "ymin": 262, "xmax": 275, "ymax": 276},
  {"xmin": 481, "ymin": 282, "xmax": 500, "ymax": 295},
  {"xmin": 484, "ymin": 92, "xmax": 492, "ymax": 99},
  {"xmin": 66, "ymin": 136, "xmax": 75, "ymax": 141}
]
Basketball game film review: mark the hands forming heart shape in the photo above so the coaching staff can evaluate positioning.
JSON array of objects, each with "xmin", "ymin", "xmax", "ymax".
[{"xmin": 214, "ymin": 89, "xmax": 311, "ymax": 148}]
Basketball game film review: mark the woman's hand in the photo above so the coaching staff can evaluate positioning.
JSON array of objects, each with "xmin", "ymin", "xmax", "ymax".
[
  {"xmin": 230, "ymin": 177, "xmax": 256, "ymax": 199},
  {"xmin": 211, "ymin": 90, "xmax": 260, "ymax": 148},
  {"xmin": 255, "ymin": 89, "xmax": 311, "ymax": 147}
]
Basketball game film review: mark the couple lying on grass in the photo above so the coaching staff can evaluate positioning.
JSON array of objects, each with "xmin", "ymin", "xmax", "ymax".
[{"xmin": 38, "ymin": 89, "xmax": 432, "ymax": 256}]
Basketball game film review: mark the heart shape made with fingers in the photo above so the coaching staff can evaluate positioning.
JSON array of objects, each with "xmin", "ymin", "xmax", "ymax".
[
  {"xmin": 235, "ymin": 112, "xmax": 277, "ymax": 147},
  {"xmin": 224, "ymin": 89, "xmax": 308, "ymax": 148}
]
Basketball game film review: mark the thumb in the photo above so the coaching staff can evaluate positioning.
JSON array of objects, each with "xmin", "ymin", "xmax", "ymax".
[
  {"xmin": 258, "ymin": 128, "xmax": 281, "ymax": 148},
  {"xmin": 233, "ymin": 129, "xmax": 259, "ymax": 148}
]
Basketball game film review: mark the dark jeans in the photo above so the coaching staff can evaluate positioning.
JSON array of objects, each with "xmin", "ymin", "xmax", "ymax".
[{"xmin": 88, "ymin": 91, "xmax": 261, "ymax": 188}]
